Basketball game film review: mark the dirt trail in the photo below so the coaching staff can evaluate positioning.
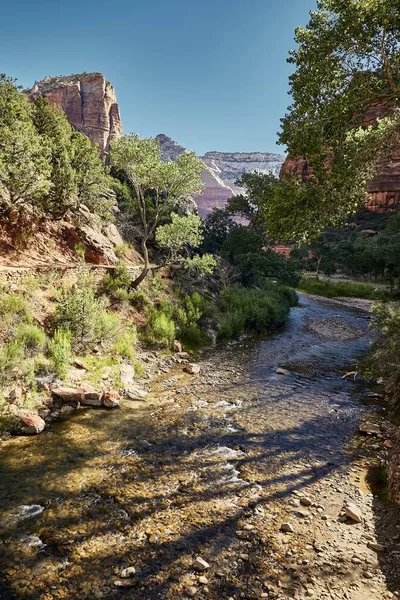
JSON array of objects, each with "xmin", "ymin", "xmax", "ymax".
[{"xmin": 0, "ymin": 294, "xmax": 399, "ymax": 600}]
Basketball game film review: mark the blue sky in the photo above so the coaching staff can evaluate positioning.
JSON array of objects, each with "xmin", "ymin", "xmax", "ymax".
[{"xmin": 2, "ymin": 0, "xmax": 316, "ymax": 155}]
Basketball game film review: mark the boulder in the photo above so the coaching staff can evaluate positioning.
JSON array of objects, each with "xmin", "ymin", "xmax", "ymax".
[
  {"xmin": 126, "ymin": 386, "xmax": 148, "ymax": 401},
  {"xmin": 184, "ymin": 363, "xmax": 201, "ymax": 375},
  {"xmin": 81, "ymin": 385, "xmax": 103, "ymax": 407},
  {"xmin": 63, "ymin": 223, "xmax": 118, "ymax": 265},
  {"xmin": 103, "ymin": 389, "xmax": 120, "ymax": 408},
  {"xmin": 20, "ymin": 414, "xmax": 45, "ymax": 435},
  {"xmin": 359, "ymin": 422, "xmax": 381, "ymax": 435},
  {"xmin": 52, "ymin": 387, "xmax": 84, "ymax": 403},
  {"xmin": 173, "ymin": 340, "xmax": 183, "ymax": 353},
  {"xmin": 120, "ymin": 364, "xmax": 135, "ymax": 387},
  {"xmin": 344, "ymin": 503, "xmax": 362, "ymax": 523},
  {"xmin": 104, "ymin": 223, "xmax": 124, "ymax": 247}
]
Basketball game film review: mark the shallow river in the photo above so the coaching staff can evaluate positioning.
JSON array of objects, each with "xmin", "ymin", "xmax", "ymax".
[{"xmin": 0, "ymin": 294, "xmax": 388, "ymax": 600}]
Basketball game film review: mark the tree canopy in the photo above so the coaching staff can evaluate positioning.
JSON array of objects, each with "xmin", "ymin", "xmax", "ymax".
[{"xmin": 272, "ymin": 0, "xmax": 400, "ymax": 240}]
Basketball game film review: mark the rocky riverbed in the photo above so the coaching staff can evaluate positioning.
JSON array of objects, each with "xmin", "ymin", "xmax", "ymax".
[{"xmin": 0, "ymin": 294, "xmax": 399, "ymax": 600}]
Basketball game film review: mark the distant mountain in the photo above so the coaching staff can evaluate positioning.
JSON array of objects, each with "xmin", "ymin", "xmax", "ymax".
[{"xmin": 156, "ymin": 134, "xmax": 285, "ymax": 217}]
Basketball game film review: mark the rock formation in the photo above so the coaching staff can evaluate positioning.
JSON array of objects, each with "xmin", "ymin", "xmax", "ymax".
[
  {"xmin": 202, "ymin": 151, "xmax": 284, "ymax": 193},
  {"xmin": 156, "ymin": 135, "xmax": 285, "ymax": 218},
  {"xmin": 280, "ymin": 100, "xmax": 400, "ymax": 213},
  {"xmin": 26, "ymin": 73, "xmax": 122, "ymax": 154}
]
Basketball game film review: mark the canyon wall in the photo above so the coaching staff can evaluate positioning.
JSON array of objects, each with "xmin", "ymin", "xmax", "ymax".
[
  {"xmin": 280, "ymin": 101, "xmax": 400, "ymax": 213},
  {"xmin": 26, "ymin": 73, "xmax": 122, "ymax": 154},
  {"xmin": 156, "ymin": 135, "xmax": 285, "ymax": 218}
]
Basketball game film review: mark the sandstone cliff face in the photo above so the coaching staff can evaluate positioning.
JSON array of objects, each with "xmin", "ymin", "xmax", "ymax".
[
  {"xmin": 26, "ymin": 73, "xmax": 122, "ymax": 154},
  {"xmin": 156, "ymin": 135, "xmax": 285, "ymax": 218},
  {"xmin": 202, "ymin": 151, "xmax": 285, "ymax": 193},
  {"xmin": 280, "ymin": 101, "xmax": 400, "ymax": 213},
  {"xmin": 156, "ymin": 134, "xmax": 235, "ymax": 217}
]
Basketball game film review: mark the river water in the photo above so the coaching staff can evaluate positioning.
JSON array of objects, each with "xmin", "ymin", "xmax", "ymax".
[{"xmin": 0, "ymin": 294, "xmax": 388, "ymax": 600}]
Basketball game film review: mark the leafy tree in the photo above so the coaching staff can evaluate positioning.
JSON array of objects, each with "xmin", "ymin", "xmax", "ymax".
[
  {"xmin": 221, "ymin": 226, "xmax": 264, "ymax": 263},
  {"xmin": 156, "ymin": 213, "xmax": 216, "ymax": 276},
  {"xmin": 109, "ymin": 134, "xmax": 204, "ymax": 287},
  {"xmin": 0, "ymin": 76, "xmax": 51, "ymax": 209},
  {"xmin": 202, "ymin": 208, "xmax": 234, "ymax": 253},
  {"xmin": 155, "ymin": 213, "xmax": 203, "ymax": 261},
  {"xmin": 227, "ymin": 171, "xmax": 279, "ymax": 230},
  {"xmin": 32, "ymin": 97, "xmax": 114, "ymax": 218},
  {"xmin": 274, "ymin": 0, "xmax": 400, "ymax": 240},
  {"xmin": 31, "ymin": 96, "xmax": 76, "ymax": 215}
]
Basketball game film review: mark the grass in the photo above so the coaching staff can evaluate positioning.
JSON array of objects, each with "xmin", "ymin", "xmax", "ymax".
[{"xmin": 298, "ymin": 277, "xmax": 387, "ymax": 300}]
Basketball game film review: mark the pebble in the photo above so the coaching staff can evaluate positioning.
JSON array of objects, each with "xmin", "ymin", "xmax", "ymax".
[
  {"xmin": 186, "ymin": 586, "xmax": 198, "ymax": 597},
  {"xmin": 120, "ymin": 566, "xmax": 136, "ymax": 578},
  {"xmin": 192, "ymin": 557, "xmax": 210, "ymax": 571},
  {"xmin": 280, "ymin": 523, "xmax": 294, "ymax": 533}
]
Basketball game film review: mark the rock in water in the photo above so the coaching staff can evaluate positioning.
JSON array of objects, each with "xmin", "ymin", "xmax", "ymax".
[
  {"xmin": 52, "ymin": 387, "xmax": 84, "ymax": 403},
  {"xmin": 344, "ymin": 503, "xmax": 362, "ymax": 523},
  {"xmin": 20, "ymin": 414, "xmax": 45, "ymax": 434},
  {"xmin": 103, "ymin": 390, "xmax": 120, "ymax": 408}
]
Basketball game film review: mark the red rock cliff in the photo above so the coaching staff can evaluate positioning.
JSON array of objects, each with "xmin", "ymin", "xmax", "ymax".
[
  {"xmin": 280, "ymin": 101, "xmax": 400, "ymax": 212},
  {"xmin": 26, "ymin": 73, "xmax": 122, "ymax": 153}
]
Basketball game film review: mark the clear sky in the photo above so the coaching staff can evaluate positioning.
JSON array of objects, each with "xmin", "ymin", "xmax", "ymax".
[{"xmin": 2, "ymin": 0, "xmax": 316, "ymax": 155}]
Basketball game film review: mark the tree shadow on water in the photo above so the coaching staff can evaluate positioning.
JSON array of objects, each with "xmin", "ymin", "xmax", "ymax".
[{"xmin": 0, "ymin": 404, "xmax": 359, "ymax": 600}]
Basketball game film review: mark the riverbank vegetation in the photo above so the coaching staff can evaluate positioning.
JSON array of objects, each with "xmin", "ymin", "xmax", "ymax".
[{"xmin": 298, "ymin": 277, "xmax": 386, "ymax": 301}]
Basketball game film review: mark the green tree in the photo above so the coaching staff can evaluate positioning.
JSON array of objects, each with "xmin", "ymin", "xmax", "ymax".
[
  {"xmin": 0, "ymin": 76, "xmax": 51, "ymax": 209},
  {"xmin": 274, "ymin": 0, "xmax": 400, "ymax": 240},
  {"xmin": 109, "ymin": 134, "xmax": 204, "ymax": 287},
  {"xmin": 227, "ymin": 171, "xmax": 279, "ymax": 230}
]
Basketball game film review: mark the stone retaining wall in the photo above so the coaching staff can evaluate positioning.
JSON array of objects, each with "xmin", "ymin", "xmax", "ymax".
[{"xmin": 0, "ymin": 264, "xmax": 144, "ymax": 286}]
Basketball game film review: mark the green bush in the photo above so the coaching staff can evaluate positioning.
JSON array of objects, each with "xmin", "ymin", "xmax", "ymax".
[
  {"xmin": 112, "ymin": 326, "xmax": 137, "ymax": 361},
  {"xmin": 16, "ymin": 323, "xmax": 46, "ymax": 352},
  {"xmin": 55, "ymin": 273, "xmax": 119, "ymax": 351},
  {"xmin": 102, "ymin": 263, "xmax": 132, "ymax": 295},
  {"xmin": 0, "ymin": 339, "xmax": 25, "ymax": 387},
  {"xmin": 217, "ymin": 284, "xmax": 296, "ymax": 341},
  {"xmin": 298, "ymin": 277, "xmax": 385, "ymax": 300},
  {"xmin": 48, "ymin": 328, "xmax": 72, "ymax": 378},
  {"xmin": 0, "ymin": 292, "xmax": 31, "ymax": 325},
  {"xmin": 145, "ymin": 310, "xmax": 176, "ymax": 347},
  {"xmin": 130, "ymin": 290, "xmax": 149, "ymax": 310}
]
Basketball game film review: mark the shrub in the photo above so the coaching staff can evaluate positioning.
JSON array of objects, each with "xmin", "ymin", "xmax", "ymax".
[
  {"xmin": 112, "ymin": 326, "xmax": 137, "ymax": 361},
  {"xmin": 145, "ymin": 310, "xmax": 176, "ymax": 347},
  {"xmin": 217, "ymin": 284, "xmax": 296, "ymax": 341},
  {"xmin": 55, "ymin": 273, "xmax": 118, "ymax": 351},
  {"xmin": 298, "ymin": 277, "xmax": 385, "ymax": 300},
  {"xmin": 48, "ymin": 328, "xmax": 72, "ymax": 378},
  {"xmin": 16, "ymin": 323, "xmax": 46, "ymax": 352},
  {"xmin": 0, "ymin": 292, "xmax": 31, "ymax": 325},
  {"xmin": 130, "ymin": 290, "xmax": 149, "ymax": 310},
  {"xmin": 145, "ymin": 273, "xmax": 164, "ymax": 299},
  {"xmin": 0, "ymin": 339, "xmax": 25, "ymax": 387},
  {"xmin": 102, "ymin": 263, "xmax": 132, "ymax": 295}
]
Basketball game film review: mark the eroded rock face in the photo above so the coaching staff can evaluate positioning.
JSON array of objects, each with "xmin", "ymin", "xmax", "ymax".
[
  {"xmin": 280, "ymin": 100, "xmax": 400, "ymax": 213},
  {"xmin": 26, "ymin": 73, "xmax": 122, "ymax": 154},
  {"xmin": 156, "ymin": 134, "xmax": 285, "ymax": 218}
]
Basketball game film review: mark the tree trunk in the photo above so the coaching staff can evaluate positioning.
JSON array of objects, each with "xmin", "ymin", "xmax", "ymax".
[{"xmin": 129, "ymin": 238, "xmax": 150, "ymax": 290}]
